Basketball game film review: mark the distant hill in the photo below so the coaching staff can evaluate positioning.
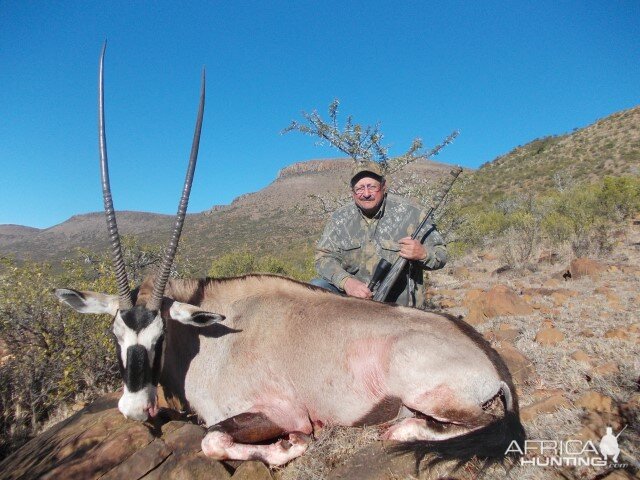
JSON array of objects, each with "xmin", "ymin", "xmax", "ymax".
[
  {"xmin": 0, "ymin": 225, "xmax": 41, "ymax": 247},
  {"xmin": 465, "ymin": 105, "xmax": 639, "ymax": 204},
  {"xmin": 0, "ymin": 212, "xmax": 176, "ymax": 261}
]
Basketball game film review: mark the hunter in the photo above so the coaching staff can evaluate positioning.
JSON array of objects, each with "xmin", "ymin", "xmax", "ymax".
[{"xmin": 312, "ymin": 161, "xmax": 448, "ymax": 308}]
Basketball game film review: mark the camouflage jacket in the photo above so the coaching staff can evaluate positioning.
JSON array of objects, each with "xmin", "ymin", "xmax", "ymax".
[{"xmin": 315, "ymin": 194, "xmax": 447, "ymax": 308}]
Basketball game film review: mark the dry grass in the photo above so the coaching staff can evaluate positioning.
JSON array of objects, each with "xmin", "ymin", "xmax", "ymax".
[{"xmin": 276, "ymin": 425, "xmax": 379, "ymax": 480}]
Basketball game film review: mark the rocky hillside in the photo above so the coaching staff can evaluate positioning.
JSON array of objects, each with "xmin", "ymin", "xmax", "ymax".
[
  {"xmin": 0, "ymin": 212, "xmax": 176, "ymax": 260},
  {"xmin": 464, "ymin": 105, "xmax": 640, "ymax": 204},
  {"xmin": 0, "ymin": 225, "xmax": 40, "ymax": 246}
]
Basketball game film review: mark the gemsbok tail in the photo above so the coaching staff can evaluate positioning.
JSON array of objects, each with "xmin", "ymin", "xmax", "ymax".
[{"xmin": 392, "ymin": 382, "xmax": 526, "ymax": 470}]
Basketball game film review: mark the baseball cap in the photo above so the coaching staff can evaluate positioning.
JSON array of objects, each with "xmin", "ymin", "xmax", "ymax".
[{"xmin": 350, "ymin": 161, "xmax": 385, "ymax": 187}]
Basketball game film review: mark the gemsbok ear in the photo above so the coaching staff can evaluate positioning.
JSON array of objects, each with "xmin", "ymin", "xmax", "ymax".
[
  {"xmin": 169, "ymin": 301, "xmax": 225, "ymax": 327},
  {"xmin": 54, "ymin": 288, "xmax": 119, "ymax": 316}
]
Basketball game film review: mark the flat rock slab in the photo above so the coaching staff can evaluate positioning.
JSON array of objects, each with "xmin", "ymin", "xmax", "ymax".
[
  {"xmin": 0, "ymin": 393, "xmax": 229, "ymax": 480},
  {"xmin": 231, "ymin": 460, "xmax": 273, "ymax": 479},
  {"xmin": 327, "ymin": 442, "xmax": 417, "ymax": 480},
  {"xmin": 144, "ymin": 452, "xmax": 232, "ymax": 480},
  {"xmin": 0, "ymin": 392, "xmax": 123, "ymax": 480},
  {"xmin": 326, "ymin": 442, "xmax": 467, "ymax": 480}
]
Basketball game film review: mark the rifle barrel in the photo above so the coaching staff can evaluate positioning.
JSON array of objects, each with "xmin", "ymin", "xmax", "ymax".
[{"xmin": 372, "ymin": 166, "xmax": 462, "ymax": 303}]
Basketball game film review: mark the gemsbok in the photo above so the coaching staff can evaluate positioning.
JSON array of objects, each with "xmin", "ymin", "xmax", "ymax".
[{"xmin": 55, "ymin": 46, "xmax": 525, "ymax": 468}]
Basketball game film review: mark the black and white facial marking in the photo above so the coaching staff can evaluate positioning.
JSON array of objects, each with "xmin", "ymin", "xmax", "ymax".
[
  {"xmin": 53, "ymin": 288, "xmax": 224, "ymax": 421},
  {"xmin": 112, "ymin": 305, "xmax": 165, "ymax": 421}
]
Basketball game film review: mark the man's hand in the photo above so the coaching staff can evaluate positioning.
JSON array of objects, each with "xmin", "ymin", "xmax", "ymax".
[
  {"xmin": 343, "ymin": 277, "xmax": 373, "ymax": 299},
  {"xmin": 398, "ymin": 237, "xmax": 427, "ymax": 261}
]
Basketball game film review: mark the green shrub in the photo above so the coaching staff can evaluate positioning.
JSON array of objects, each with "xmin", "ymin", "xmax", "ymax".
[
  {"xmin": 541, "ymin": 211, "xmax": 573, "ymax": 246},
  {"xmin": 598, "ymin": 176, "xmax": 640, "ymax": 220},
  {"xmin": 445, "ymin": 174, "xmax": 639, "ymax": 263},
  {"xmin": 0, "ymin": 257, "xmax": 118, "ymax": 457},
  {"xmin": 208, "ymin": 251, "xmax": 314, "ymax": 281},
  {"xmin": 0, "ymin": 236, "xmax": 188, "ymax": 459}
]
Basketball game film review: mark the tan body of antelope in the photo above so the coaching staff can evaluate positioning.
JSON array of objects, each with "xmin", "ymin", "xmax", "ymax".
[{"xmin": 55, "ymin": 46, "xmax": 525, "ymax": 467}]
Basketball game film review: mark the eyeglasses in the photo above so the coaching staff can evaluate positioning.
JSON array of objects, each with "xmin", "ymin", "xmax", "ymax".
[{"xmin": 353, "ymin": 183, "xmax": 382, "ymax": 195}]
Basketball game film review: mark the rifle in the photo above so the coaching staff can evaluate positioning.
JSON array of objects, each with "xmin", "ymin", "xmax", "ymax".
[{"xmin": 369, "ymin": 166, "xmax": 463, "ymax": 302}]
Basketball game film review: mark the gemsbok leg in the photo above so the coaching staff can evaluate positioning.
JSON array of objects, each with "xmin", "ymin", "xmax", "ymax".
[{"xmin": 201, "ymin": 412, "xmax": 313, "ymax": 466}]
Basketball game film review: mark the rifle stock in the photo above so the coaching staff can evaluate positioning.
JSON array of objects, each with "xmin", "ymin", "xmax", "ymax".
[{"xmin": 372, "ymin": 166, "xmax": 462, "ymax": 303}]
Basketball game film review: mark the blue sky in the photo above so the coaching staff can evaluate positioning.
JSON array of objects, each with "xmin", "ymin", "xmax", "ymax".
[{"xmin": 1, "ymin": 1, "xmax": 638, "ymax": 229}]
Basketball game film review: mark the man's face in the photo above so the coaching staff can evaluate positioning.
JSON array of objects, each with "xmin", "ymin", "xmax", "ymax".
[{"xmin": 352, "ymin": 176, "xmax": 386, "ymax": 216}]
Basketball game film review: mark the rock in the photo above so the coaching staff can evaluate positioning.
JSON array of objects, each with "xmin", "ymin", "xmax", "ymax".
[
  {"xmin": 531, "ymin": 388, "xmax": 566, "ymax": 401},
  {"xmin": 550, "ymin": 291, "xmax": 570, "ymax": 306},
  {"xmin": 581, "ymin": 329, "xmax": 595, "ymax": 337},
  {"xmin": 576, "ymin": 391, "xmax": 615, "ymax": 413},
  {"xmin": 594, "ymin": 286, "xmax": 621, "ymax": 305},
  {"xmin": 44, "ymin": 419, "xmax": 156, "ymax": 480},
  {"xmin": 163, "ymin": 423, "xmax": 206, "ymax": 455},
  {"xmin": 620, "ymin": 394, "xmax": 640, "ymax": 426},
  {"xmin": 484, "ymin": 285, "xmax": 534, "ymax": 317},
  {"xmin": 484, "ymin": 324, "xmax": 520, "ymax": 343},
  {"xmin": 535, "ymin": 328, "xmax": 565, "ymax": 345},
  {"xmin": 145, "ymin": 452, "xmax": 231, "ymax": 480},
  {"xmin": 465, "ymin": 304, "xmax": 486, "ymax": 325},
  {"xmin": 463, "ymin": 289, "xmax": 484, "ymax": 306},
  {"xmin": 599, "ymin": 470, "xmax": 637, "ymax": 480},
  {"xmin": 0, "ymin": 393, "xmax": 232, "ymax": 480},
  {"xmin": 436, "ymin": 289, "xmax": 457, "ymax": 297},
  {"xmin": 162, "ymin": 420, "xmax": 188, "ymax": 437},
  {"xmin": 465, "ymin": 285, "xmax": 534, "ymax": 325},
  {"xmin": 478, "ymin": 252, "xmax": 498, "ymax": 261},
  {"xmin": 592, "ymin": 362, "xmax": 620, "ymax": 376},
  {"xmin": 575, "ymin": 411, "xmax": 625, "ymax": 446},
  {"xmin": 604, "ymin": 328, "xmax": 630, "ymax": 340},
  {"xmin": 521, "ymin": 394, "xmax": 571, "ymax": 422},
  {"xmin": 492, "ymin": 265, "xmax": 512, "ymax": 276},
  {"xmin": 438, "ymin": 298, "xmax": 456, "ymax": 309},
  {"xmin": 570, "ymin": 350, "xmax": 593, "ymax": 365},
  {"xmin": 569, "ymin": 258, "xmax": 607, "ymax": 279},
  {"xmin": 493, "ymin": 342, "xmax": 536, "ymax": 386},
  {"xmin": 0, "ymin": 392, "xmax": 115, "ymax": 479},
  {"xmin": 450, "ymin": 266, "xmax": 471, "ymax": 279},
  {"xmin": 102, "ymin": 439, "xmax": 172, "ymax": 480},
  {"xmin": 231, "ymin": 461, "xmax": 273, "ymax": 480},
  {"xmin": 327, "ymin": 442, "xmax": 423, "ymax": 480}
]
